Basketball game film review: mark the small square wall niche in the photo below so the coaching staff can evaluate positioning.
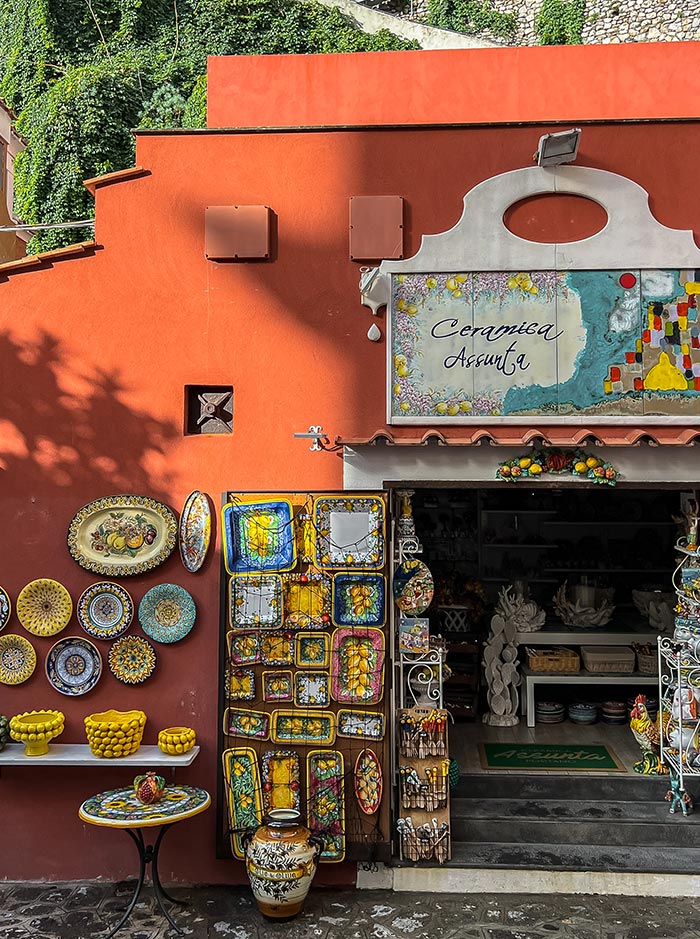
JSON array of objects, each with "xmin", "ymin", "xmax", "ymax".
[
  {"xmin": 349, "ymin": 195, "xmax": 404, "ymax": 261},
  {"xmin": 185, "ymin": 385, "xmax": 233, "ymax": 435},
  {"xmin": 205, "ymin": 205, "xmax": 272, "ymax": 260}
]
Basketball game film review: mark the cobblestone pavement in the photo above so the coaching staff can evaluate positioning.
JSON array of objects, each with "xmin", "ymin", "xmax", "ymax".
[{"xmin": 1, "ymin": 883, "xmax": 699, "ymax": 939}]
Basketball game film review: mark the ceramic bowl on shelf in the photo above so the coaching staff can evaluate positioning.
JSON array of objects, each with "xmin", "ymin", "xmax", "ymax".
[
  {"xmin": 10, "ymin": 709, "xmax": 65, "ymax": 756},
  {"xmin": 84, "ymin": 708, "xmax": 146, "ymax": 758},
  {"xmin": 157, "ymin": 726, "xmax": 196, "ymax": 755}
]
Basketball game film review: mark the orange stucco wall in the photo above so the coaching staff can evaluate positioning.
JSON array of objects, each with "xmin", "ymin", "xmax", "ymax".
[{"xmin": 1, "ymin": 46, "xmax": 700, "ymax": 885}]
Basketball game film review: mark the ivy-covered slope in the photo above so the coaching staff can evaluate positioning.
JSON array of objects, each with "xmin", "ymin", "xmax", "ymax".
[{"xmin": 0, "ymin": 0, "xmax": 416, "ymax": 253}]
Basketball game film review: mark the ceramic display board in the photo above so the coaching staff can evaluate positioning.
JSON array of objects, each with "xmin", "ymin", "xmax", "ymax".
[
  {"xmin": 179, "ymin": 490, "xmax": 212, "ymax": 573},
  {"xmin": 229, "ymin": 574, "xmax": 283, "ymax": 629},
  {"xmin": 77, "ymin": 582, "xmax": 133, "ymax": 640},
  {"xmin": 222, "ymin": 500, "xmax": 296, "ymax": 575},
  {"xmin": 46, "ymin": 636, "xmax": 102, "ymax": 696},
  {"xmin": 139, "ymin": 584, "xmax": 196, "ymax": 643}
]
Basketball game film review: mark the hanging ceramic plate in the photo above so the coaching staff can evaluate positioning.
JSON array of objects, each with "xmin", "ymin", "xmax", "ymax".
[
  {"xmin": 17, "ymin": 579, "xmax": 72, "ymax": 637},
  {"xmin": 222, "ymin": 499, "xmax": 296, "ymax": 575},
  {"xmin": 0, "ymin": 587, "xmax": 11, "ymax": 633},
  {"xmin": 0, "ymin": 633, "xmax": 36, "ymax": 685},
  {"xmin": 393, "ymin": 559, "xmax": 434, "ymax": 615},
  {"xmin": 67, "ymin": 494, "xmax": 178, "ymax": 577},
  {"xmin": 313, "ymin": 497, "xmax": 385, "ymax": 570},
  {"xmin": 108, "ymin": 635, "xmax": 157, "ymax": 684},
  {"xmin": 332, "ymin": 573, "xmax": 386, "ymax": 627},
  {"xmin": 77, "ymin": 582, "xmax": 133, "ymax": 640},
  {"xmin": 354, "ymin": 748, "xmax": 382, "ymax": 815},
  {"xmin": 46, "ymin": 636, "xmax": 102, "ymax": 696},
  {"xmin": 179, "ymin": 490, "xmax": 212, "ymax": 573},
  {"xmin": 139, "ymin": 584, "xmax": 196, "ymax": 643}
]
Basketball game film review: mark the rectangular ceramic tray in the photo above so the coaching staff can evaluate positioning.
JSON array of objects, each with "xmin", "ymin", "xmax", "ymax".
[
  {"xmin": 307, "ymin": 749, "xmax": 346, "ymax": 863},
  {"xmin": 270, "ymin": 709, "xmax": 336, "ymax": 746},
  {"xmin": 222, "ymin": 747, "xmax": 263, "ymax": 859},
  {"xmin": 330, "ymin": 627, "xmax": 385, "ymax": 705},
  {"xmin": 337, "ymin": 709, "xmax": 386, "ymax": 740},
  {"xmin": 223, "ymin": 707, "xmax": 270, "ymax": 740},
  {"xmin": 261, "ymin": 749, "xmax": 301, "ymax": 815}
]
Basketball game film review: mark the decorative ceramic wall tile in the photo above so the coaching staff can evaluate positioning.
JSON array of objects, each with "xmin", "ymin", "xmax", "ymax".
[
  {"xmin": 294, "ymin": 671, "xmax": 330, "ymax": 707},
  {"xmin": 262, "ymin": 670, "xmax": 293, "ymax": 702},
  {"xmin": 296, "ymin": 632, "xmax": 331, "ymax": 668}
]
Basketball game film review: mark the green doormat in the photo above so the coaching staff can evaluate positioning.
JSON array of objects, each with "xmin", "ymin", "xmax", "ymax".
[{"xmin": 479, "ymin": 742, "xmax": 626, "ymax": 772}]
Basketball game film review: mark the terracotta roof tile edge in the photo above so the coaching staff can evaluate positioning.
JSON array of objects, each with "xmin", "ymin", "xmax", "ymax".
[
  {"xmin": 83, "ymin": 166, "xmax": 150, "ymax": 194},
  {"xmin": 336, "ymin": 428, "xmax": 700, "ymax": 447},
  {"xmin": 0, "ymin": 240, "xmax": 98, "ymax": 277}
]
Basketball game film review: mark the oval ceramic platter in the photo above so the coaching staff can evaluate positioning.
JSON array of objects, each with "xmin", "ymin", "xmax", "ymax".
[
  {"xmin": 67, "ymin": 494, "xmax": 178, "ymax": 577},
  {"xmin": 17, "ymin": 578, "xmax": 72, "ymax": 637},
  {"xmin": 77, "ymin": 582, "xmax": 133, "ymax": 640},
  {"xmin": 179, "ymin": 490, "xmax": 212, "ymax": 573},
  {"xmin": 139, "ymin": 584, "xmax": 196, "ymax": 643},
  {"xmin": 0, "ymin": 633, "xmax": 36, "ymax": 685},
  {"xmin": 393, "ymin": 559, "xmax": 434, "ymax": 615},
  {"xmin": 46, "ymin": 636, "xmax": 102, "ymax": 696},
  {"xmin": 0, "ymin": 586, "xmax": 11, "ymax": 632},
  {"xmin": 354, "ymin": 748, "xmax": 383, "ymax": 815}
]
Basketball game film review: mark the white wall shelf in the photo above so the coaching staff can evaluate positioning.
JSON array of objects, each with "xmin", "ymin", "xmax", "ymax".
[{"xmin": 0, "ymin": 744, "xmax": 200, "ymax": 767}]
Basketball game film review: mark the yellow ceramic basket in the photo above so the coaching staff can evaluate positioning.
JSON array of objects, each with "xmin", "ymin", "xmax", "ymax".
[
  {"xmin": 158, "ymin": 726, "xmax": 196, "ymax": 755},
  {"xmin": 85, "ymin": 709, "xmax": 146, "ymax": 758},
  {"xmin": 10, "ymin": 709, "xmax": 65, "ymax": 756}
]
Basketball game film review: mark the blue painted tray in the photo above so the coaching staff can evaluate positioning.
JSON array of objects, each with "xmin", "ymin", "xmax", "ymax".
[
  {"xmin": 332, "ymin": 573, "xmax": 386, "ymax": 627},
  {"xmin": 222, "ymin": 500, "xmax": 296, "ymax": 574}
]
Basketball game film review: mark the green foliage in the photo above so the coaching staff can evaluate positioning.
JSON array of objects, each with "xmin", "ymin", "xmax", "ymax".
[
  {"xmin": 535, "ymin": 0, "xmax": 585, "ymax": 45},
  {"xmin": 427, "ymin": 0, "xmax": 516, "ymax": 38},
  {"xmin": 0, "ymin": 0, "xmax": 416, "ymax": 253}
]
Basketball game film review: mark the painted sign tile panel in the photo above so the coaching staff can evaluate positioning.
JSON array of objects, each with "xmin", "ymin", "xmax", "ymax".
[{"xmin": 389, "ymin": 269, "xmax": 700, "ymax": 422}]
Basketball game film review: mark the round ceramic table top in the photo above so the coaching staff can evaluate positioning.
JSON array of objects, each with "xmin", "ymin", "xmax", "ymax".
[{"xmin": 78, "ymin": 785, "xmax": 211, "ymax": 828}]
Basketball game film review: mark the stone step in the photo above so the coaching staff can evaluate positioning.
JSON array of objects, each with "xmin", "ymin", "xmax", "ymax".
[{"xmin": 452, "ymin": 772, "xmax": 673, "ymax": 802}]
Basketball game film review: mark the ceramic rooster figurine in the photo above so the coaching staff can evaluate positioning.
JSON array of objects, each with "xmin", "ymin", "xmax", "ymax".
[{"xmin": 629, "ymin": 695, "xmax": 670, "ymax": 775}]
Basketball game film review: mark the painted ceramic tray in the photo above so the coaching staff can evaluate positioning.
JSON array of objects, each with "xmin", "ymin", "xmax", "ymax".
[
  {"xmin": 332, "ymin": 573, "xmax": 386, "ymax": 628},
  {"xmin": 77, "ymin": 582, "xmax": 133, "ymax": 640},
  {"xmin": 227, "ymin": 667, "xmax": 255, "ymax": 701},
  {"xmin": 282, "ymin": 571, "xmax": 331, "ymax": 629},
  {"xmin": 262, "ymin": 670, "xmax": 293, "ymax": 702},
  {"xmin": 229, "ymin": 574, "xmax": 283, "ymax": 629},
  {"xmin": 17, "ymin": 579, "xmax": 72, "ymax": 637},
  {"xmin": 307, "ymin": 750, "xmax": 346, "ymax": 862},
  {"xmin": 222, "ymin": 499, "xmax": 296, "ymax": 575},
  {"xmin": 313, "ymin": 497, "xmax": 384, "ymax": 570},
  {"xmin": 337, "ymin": 709, "xmax": 386, "ymax": 740},
  {"xmin": 0, "ymin": 633, "xmax": 36, "ymax": 685},
  {"xmin": 354, "ymin": 748, "xmax": 382, "ymax": 815},
  {"xmin": 261, "ymin": 749, "xmax": 301, "ymax": 815},
  {"xmin": 139, "ymin": 584, "xmax": 196, "ymax": 643},
  {"xmin": 108, "ymin": 635, "xmax": 157, "ymax": 684},
  {"xmin": 222, "ymin": 748, "xmax": 263, "ymax": 859},
  {"xmin": 46, "ymin": 636, "xmax": 102, "ymax": 696},
  {"xmin": 270, "ymin": 710, "xmax": 336, "ymax": 746},
  {"xmin": 67, "ymin": 494, "xmax": 178, "ymax": 577},
  {"xmin": 393, "ymin": 559, "xmax": 434, "ymax": 615},
  {"xmin": 295, "ymin": 632, "xmax": 331, "ymax": 668},
  {"xmin": 227, "ymin": 630, "xmax": 262, "ymax": 665},
  {"xmin": 294, "ymin": 671, "xmax": 330, "ymax": 707},
  {"xmin": 179, "ymin": 490, "xmax": 212, "ymax": 573},
  {"xmin": 330, "ymin": 627, "xmax": 385, "ymax": 705},
  {"xmin": 224, "ymin": 707, "xmax": 269, "ymax": 740},
  {"xmin": 0, "ymin": 586, "xmax": 11, "ymax": 633},
  {"xmin": 260, "ymin": 632, "xmax": 294, "ymax": 665}
]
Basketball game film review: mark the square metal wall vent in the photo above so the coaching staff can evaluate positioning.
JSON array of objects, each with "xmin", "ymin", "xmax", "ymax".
[
  {"xmin": 184, "ymin": 385, "xmax": 233, "ymax": 435},
  {"xmin": 205, "ymin": 205, "xmax": 272, "ymax": 260}
]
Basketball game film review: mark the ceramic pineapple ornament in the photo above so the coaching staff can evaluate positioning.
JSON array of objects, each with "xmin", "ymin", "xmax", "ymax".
[{"xmin": 134, "ymin": 771, "xmax": 166, "ymax": 804}]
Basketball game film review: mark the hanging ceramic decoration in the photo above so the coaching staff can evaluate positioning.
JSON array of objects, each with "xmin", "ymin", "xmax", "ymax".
[
  {"xmin": 0, "ymin": 634, "xmax": 37, "ymax": 685},
  {"xmin": 77, "ymin": 582, "xmax": 133, "ymax": 640},
  {"xmin": 179, "ymin": 490, "xmax": 212, "ymax": 573},
  {"xmin": 330, "ymin": 627, "xmax": 385, "ymax": 705},
  {"xmin": 393, "ymin": 559, "xmax": 434, "ymax": 615},
  {"xmin": 282, "ymin": 571, "xmax": 331, "ymax": 629},
  {"xmin": 294, "ymin": 671, "xmax": 330, "ymax": 707},
  {"xmin": 227, "ymin": 667, "xmax": 255, "ymax": 701},
  {"xmin": 67, "ymin": 494, "xmax": 178, "ymax": 577},
  {"xmin": 227, "ymin": 631, "xmax": 262, "ymax": 665},
  {"xmin": 229, "ymin": 574, "xmax": 283, "ymax": 629},
  {"xmin": 0, "ymin": 587, "xmax": 11, "ymax": 633},
  {"xmin": 262, "ymin": 670, "xmax": 293, "ymax": 702},
  {"xmin": 295, "ymin": 632, "xmax": 331, "ymax": 668},
  {"xmin": 139, "ymin": 584, "xmax": 196, "ymax": 643},
  {"xmin": 46, "ymin": 636, "xmax": 102, "ymax": 696},
  {"xmin": 261, "ymin": 749, "xmax": 301, "ymax": 814},
  {"xmin": 222, "ymin": 748, "xmax": 263, "ymax": 859},
  {"xmin": 224, "ymin": 707, "xmax": 270, "ymax": 740},
  {"xmin": 332, "ymin": 573, "xmax": 386, "ymax": 627},
  {"xmin": 307, "ymin": 750, "xmax": 346, "ymax": 862},
  {"xmin": 271, "ymin": 710, "xmax": 336, "ymax": 746},
  {"xmin": 261, "ymin": 632, "xmax": 294, "ymax": 666},
  {"xmin": 222, "ymin": 499, "xmax": 296, "ymax": 575},
  {"xmin": 354, "ymin": 749, "xmax": 383, "ymax": 815},
  {"xmin": 108, "ymin": 635, "xmax": 157, "ymax": 684},
  {"xmin": 17, "ymin": 579, "xmax": 72, "ymax": 637},
  {"xmin": 313, "ymin": 497, "xmax": 385, "ymax": 570},
  {"xmin": 337, "ymin": 709, "xmax": 386, "ymax": 741}
]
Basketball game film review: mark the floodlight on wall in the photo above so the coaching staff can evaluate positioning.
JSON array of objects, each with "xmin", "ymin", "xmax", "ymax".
[{"xmin": 534, "ymin": 128, "xmax": 582, "ymax": 167}]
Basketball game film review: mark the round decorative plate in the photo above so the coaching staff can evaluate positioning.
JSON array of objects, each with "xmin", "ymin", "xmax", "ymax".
[
  {"xmin": 46, "ymin": 636, "xmax": 102, "ymax": 696},
  {"xmin": 108, "ymin": 635, "xmax": 157, "ymax": 684},
  {"xmin": 77, "ymin": 582, "xmax": 133, "ymax": 640},
  {"xmin": 0, "ymin": 634, "xmax": 36, "ymax": 685},
  {"xmin": 67, "ymin": 494, "xmax": 178, "ymax": 577},
  {"xmin": 138, "ymin": 584, "xmax": 196, "ymax": 643},
  {"xmin": 179, "ymin": 490, "xmax": 212, "ymax": 573},
  {"xmin": 17, "ymin": 579, "xmax": 73, "ymax": 637},
  {"xmin": 392, "ymin": 559, "xmax": 434, "ymax": 615},
  {"xmin": 0, "ymin": 586, "xmax": 11, "ymax": 632}
]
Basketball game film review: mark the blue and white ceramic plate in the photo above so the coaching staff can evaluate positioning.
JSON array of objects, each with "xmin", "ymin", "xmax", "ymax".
[
  {"xmin": 0, "ymin": 586, "xmax": 10, "ymax": 633},
  {"xmin": 77, "ymin": 582, "xmax": 133, "ymax": 640},
  {"xmin": 222, "ymin": 500, "xmax": 296, "ymax": 575},
  {"xmin": 46, "ymin": 636, "xmax": 102, "ymax": 696},
  {"xmin": 139, "ymin": 584, "xmax": 196, "ymax": 643}
]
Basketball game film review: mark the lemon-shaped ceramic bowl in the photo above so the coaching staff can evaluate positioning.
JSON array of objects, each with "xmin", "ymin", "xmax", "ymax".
[
  {"xmin": 84, "ymin": 709, "xmax": 146, "ymax": 758},
  {"xmin": 10, "ymin": 709, "xmax": 65, "ymax": 756},
  {"xmin": 158, "ymin": 726, "xmax": 196, "ymax": 755}
]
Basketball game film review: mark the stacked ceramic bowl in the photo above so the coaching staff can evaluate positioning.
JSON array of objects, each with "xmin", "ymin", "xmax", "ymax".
[
  {"xmin": 568, "ymin": 701, "xmax": 598, "ymax": 725},
  {"xmin": 601, "ymin": 701, "xmax": 628, "ymax": 725},
  {"xmin": 536, "ymin": 701, "xmax": 566, "ymax": 724},
  {"xmin": 85, "ymin": 709, "xmax": 146, "ymax": 758},
  {"xmin": 158, "ymin": 726, "xmax": 196, "ymax": 756}
]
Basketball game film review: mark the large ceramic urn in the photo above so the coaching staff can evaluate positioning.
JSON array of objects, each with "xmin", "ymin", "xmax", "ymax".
[{"xmin": 244, "ymin": 809, "xmax": 321, "ymax": 920}]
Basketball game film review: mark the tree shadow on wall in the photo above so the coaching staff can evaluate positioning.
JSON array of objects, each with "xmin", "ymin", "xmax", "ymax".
[{"xmin": 0, "ymin": 329, "xmax": 179, "ymax": 504}]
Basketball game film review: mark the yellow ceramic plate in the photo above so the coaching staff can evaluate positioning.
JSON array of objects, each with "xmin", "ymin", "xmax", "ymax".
[
  {"xmin": 0, "ymin": 633, "xmax": 37, "ymax": 685},
  {"xmin": 17, "ymin": 579, "xmax": 72, "ymax": 637}
]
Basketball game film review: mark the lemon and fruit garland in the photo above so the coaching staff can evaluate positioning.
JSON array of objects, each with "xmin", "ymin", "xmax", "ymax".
[{"xmin": 496, "ymin": 449, "xmax": 619, "ymax": 487}]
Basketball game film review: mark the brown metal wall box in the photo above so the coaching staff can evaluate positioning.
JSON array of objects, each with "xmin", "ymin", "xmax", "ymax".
[
  {"xmin": 205, "ymin": 205, "xmax": 272, "ymax": 260},
  {"xmin": 349, "ymin": 195, "xmax": 404, "ymax": 261}
]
